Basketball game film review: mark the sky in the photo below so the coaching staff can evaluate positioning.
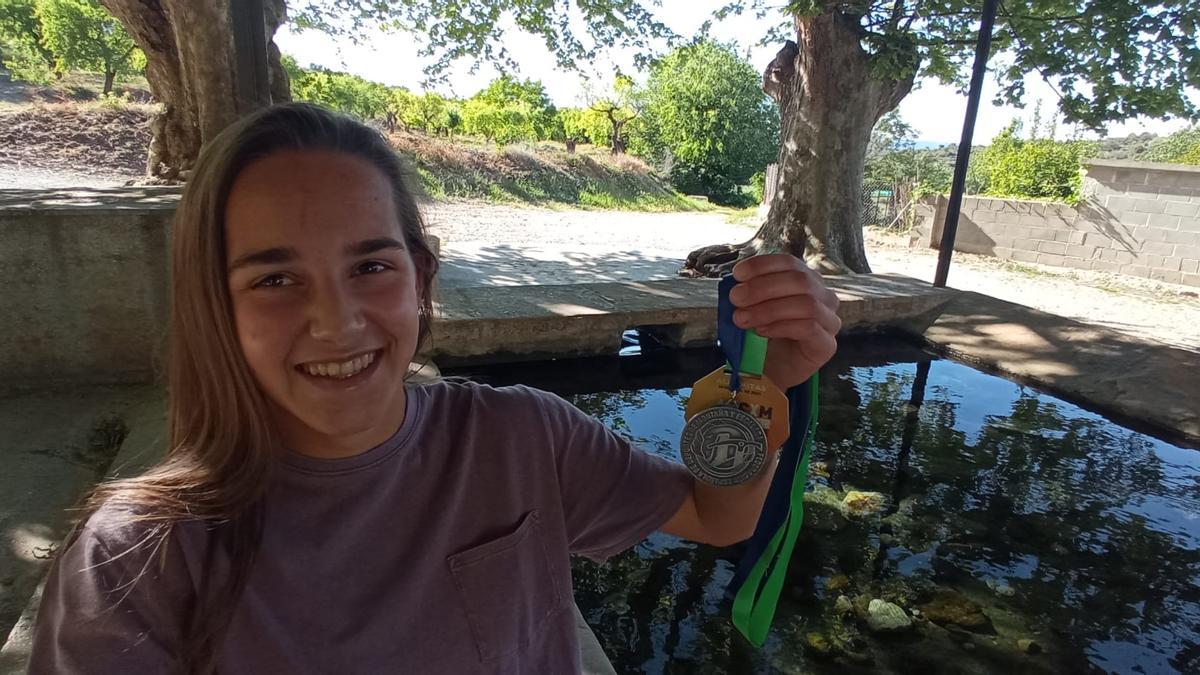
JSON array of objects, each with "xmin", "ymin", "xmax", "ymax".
[{"xmin": 276, "ymin": 0, "xmax": 1194, "ymax": 145}]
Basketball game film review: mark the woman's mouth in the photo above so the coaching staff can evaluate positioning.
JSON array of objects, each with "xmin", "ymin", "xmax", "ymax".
[{"xmin": 296, "ymin": 349, "xmax": 383, "ymax": 388}]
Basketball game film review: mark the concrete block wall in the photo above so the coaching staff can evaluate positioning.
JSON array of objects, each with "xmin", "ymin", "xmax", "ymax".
[
  {"xmin": 911, "ymin": 159, "xmax": 1200, "ymax": 287},
  {"xmin": 0, "ymin": 190, "xmax": 179, "ymax": 388},
  {"xmin": 0, "ymin": 188, "xmax": 447, "ymax": 389}
]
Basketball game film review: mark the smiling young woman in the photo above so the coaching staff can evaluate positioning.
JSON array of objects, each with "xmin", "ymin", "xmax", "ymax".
[{"xmin": 28, "ymin": 103, "xmax": 839, "ymax": 674}]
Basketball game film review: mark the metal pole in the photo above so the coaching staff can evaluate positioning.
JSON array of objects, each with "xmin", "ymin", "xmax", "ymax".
[
  {"xmin": 230, "ymin": 0, "xmax": 271, "ymax": 114},
  {"xmin": 933, "ymin": 0, "xmax": 1000, "ymax": 287}
]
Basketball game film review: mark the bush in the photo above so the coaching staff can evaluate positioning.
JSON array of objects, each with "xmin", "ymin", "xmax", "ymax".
[
  {"xmin": 633, "ymin": 40, "xmax": 778, "ymax": 206},
  {"xmin": 748, "ymin": 171, "xmax": 766, "ymax": 203},
  {"xmin": 1141, "ymin": 126, "xmax": 1200, "ymax": 165},
  {"xmin": 973, "ymin": 123, "xmax": 1095, "ymax": 202}
]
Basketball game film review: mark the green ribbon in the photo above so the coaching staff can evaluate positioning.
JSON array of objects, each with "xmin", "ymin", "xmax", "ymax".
[{"xmin": 730, "ymin": 374, "xmax": 819, "ymax": 646}]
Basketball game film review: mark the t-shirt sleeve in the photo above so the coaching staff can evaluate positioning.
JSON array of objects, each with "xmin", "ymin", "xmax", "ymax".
[
  {"xmin": 531, "ymin": 388, "xmax": 693, "ymax": 563},
  {"xmin": 27, "ymin": 507, "xmax": 190, "ymax": 674}
]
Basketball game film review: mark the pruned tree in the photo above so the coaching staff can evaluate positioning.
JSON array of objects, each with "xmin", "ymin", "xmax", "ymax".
[
  {"xmin": 473, "ymin": 74, "xmax": 557, "ymax": 140},
  {"xmin": 98, "ymin": 0, "xmax": 290, "ymax": 180},
  {"xmin": 461, "ymin": 97, "xmax": 535, "ymax": 145},
  {"xmin": 37, "ymin": 0, "xmax": 141, "ymax": 94},
  {"xmin": 584, "ymin": 74, "xmax": 641, "ymax": 155},
  {"xmin": 0, "ymin": 0, "xmax": 58, "ymax": 82}
]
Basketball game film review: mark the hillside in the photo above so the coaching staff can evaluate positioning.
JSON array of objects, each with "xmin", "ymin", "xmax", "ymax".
[
  {"xmin": 0, "ymin": 84, "xmax": 705, "ymax": 211},
  {"xmin": 390, "ymin": 131, "xmax": 703, "ymax": 210}
]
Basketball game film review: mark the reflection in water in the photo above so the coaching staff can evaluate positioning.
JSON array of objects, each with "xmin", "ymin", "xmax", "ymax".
[{"xmin": 449, "ymin": 337, "xmax": 1200, "ymax": 674}]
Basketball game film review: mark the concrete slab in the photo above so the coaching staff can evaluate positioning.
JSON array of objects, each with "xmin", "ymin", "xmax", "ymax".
[
  {"xmin": 0, "ymin": 385, "xmax": 160, "ymax": 654},
  {"xmin": 430, "ymin": 274, "xmax": 954, "ymax": 365},
  {"xmin": 905, "ymin": 291, "xmax": 1200, "ymax": 444},
  {"xmin": 0, "ymin": 187, "xmax": 181, "ymax": 212}
]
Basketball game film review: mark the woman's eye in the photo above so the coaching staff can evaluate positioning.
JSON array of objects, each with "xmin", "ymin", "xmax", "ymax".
[
  {"xmin": 356, "ymin": 261, "xmax": 390, "ymax": 275},
  {"xmin": 253, "ymin": 274, "xmax": 292, "ymax": 289}
]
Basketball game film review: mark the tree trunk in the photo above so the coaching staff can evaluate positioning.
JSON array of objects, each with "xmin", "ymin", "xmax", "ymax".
[
  {"xmin": 103, "ymin": 70, "xmax": 115, "ymax": 95},
  {"xmin": 681, "ymin": 11, "xmax": 913, "ymax": 276},
  {"xmin": 99, "ymin": 0, "xmax": 289, "ymax": 181}
]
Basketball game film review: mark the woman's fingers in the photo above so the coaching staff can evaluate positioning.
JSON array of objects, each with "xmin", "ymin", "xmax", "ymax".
[
  {"xmin": 758, "ymin": 320, "xmax": 838, "ymax": 360},
  {"xmin": 731, "ymin": 253, "xmax": 803, "ymax": 283},
  {"xmin": 734, "ymin": 294, "xmax": 842, "ymax": 335}
]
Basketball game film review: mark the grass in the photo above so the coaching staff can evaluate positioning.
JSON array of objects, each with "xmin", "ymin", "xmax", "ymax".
[
  {"xmin": 392, "ymin": 131, "xmax": 714, "ymax": 212},
  {"xmin": 997, "ymin": 260, "xmax": 1047, "ymax": 278},
  {"xmin": 724, "ymin": 206, "xmax": 762, "ymax": 226},
  {"xmin": 0, "ymin": 70, "xmax": 152, "ymax": 112}
]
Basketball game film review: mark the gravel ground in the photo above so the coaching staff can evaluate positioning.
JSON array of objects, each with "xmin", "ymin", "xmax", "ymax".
[
  {"xmin": 424, "ymin": 201, "xmax": 1200, "ymax": 353},
  {"xmin": 864, "ymin": 229, "xmax": 1200, "ymax": 353},
  {"xmin": 0, "ymin": 163, "xmax": 135, "ymax": 189}
]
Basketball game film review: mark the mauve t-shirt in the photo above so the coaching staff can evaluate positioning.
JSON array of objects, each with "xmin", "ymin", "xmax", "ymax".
[{"xmin": 29, "ymin": 381, "xmax": 694, "ymax": 674}]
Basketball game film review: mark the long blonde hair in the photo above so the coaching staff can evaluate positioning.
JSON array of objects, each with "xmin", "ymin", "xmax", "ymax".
[{"xmin": 77, "ymin": 103, "xmax": 438, "ymax": 672}]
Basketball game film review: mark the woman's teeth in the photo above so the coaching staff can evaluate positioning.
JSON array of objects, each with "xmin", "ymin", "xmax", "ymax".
[{"xmin": 302, "ymin": 351, "xmax": 377, "ymax": 379}]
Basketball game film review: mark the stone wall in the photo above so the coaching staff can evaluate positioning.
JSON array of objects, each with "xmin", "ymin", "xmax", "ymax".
[
  {"xmin": 911, "ymin": 159, "xmax": 1200, "ymax": 287},
  {"xmin": 0, "ymin": 188, "xmax": 180, "ymax": 388},
  {"xmin": 0, "ymin": 188, "xmax": 450, "ymax": 389}
]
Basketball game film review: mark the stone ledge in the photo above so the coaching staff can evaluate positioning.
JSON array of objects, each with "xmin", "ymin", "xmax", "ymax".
[
  {"xmin": 0, "ymin": 187, "xmax": 182, "ymax": 213},
  {"xmin": 904, "ymin": 291, "xmax": 1200, "ymax": 444},
  {"xmin": 1085, "ymin": 158, "xmax": 1200, "ymax": 175},
  {"xmin": 429, "ymin": 274, "xmax": 955, "ymax": 365}
]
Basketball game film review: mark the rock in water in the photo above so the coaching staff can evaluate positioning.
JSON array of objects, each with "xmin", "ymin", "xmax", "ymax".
[
  {"xmin": 866, "ymin": 599, "xmax": 912, "ymax": 632},
  {"xmin": 987, "ymin": 579, "xmax": 1016, "ymax": 597},
  {"xmin": 804, "ymin": 485, "xmax": 851, "ymax": 532},
  {"xmin": 826, "ymin": 574, "xmax": 851, "ymax": 591},
  {"xmin": 1018, "ymin": 638, "xmax": 1043, "ymax": 654},
  {"xmin": 920, "ymin": 591, "xmax": 994, "ymax": 633},
  {"xmin": 841, "ymin": 490, "xmax": 887, "ymax": 517},
  {"xmin": 806, "ymin": 633, "xmax": 832, "ymax": 654},
  {"xmin": 834, "ymin": 595, "xmax": 854, "ymax": 615}
]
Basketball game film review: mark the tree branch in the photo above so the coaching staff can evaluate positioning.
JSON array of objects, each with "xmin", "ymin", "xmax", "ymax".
[{"xmin": 997, "ymin": 0, "xmax": 1067, "ymax": 104}]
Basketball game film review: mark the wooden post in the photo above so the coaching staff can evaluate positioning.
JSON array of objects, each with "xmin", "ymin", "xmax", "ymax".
[{"xmin": 230, "ymin": 0, "xmax": 270, "ymax": 113}]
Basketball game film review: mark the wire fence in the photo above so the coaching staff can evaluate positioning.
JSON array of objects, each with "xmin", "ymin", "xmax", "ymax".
[
  {"xmin": 861, "ymin": 180, "xmax": 917, "ymax": 230},
  {"xmin": 761, "ymin": 166, "xmax": 918, "ymax": 231}
]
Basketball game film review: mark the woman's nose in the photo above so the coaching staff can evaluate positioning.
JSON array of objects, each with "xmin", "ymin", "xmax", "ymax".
[{"xmin": 308, "ymin": 281, "xmax": 366, "ymax": 342}]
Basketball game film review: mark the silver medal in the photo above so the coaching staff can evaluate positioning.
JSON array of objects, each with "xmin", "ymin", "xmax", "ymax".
[{"xmin": 680, "ymin": 404, "xmax": 768, "ymax": 486}]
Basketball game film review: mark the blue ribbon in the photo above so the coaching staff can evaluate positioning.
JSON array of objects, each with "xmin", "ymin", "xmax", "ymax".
[{"xmin": 716, "ymin": 274, "xmax": 817, "ymax": 645}]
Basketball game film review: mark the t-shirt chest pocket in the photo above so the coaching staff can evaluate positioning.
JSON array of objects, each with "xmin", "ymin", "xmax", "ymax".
[{"xmin": 446, "ymin": 509, "xmax": 565, "ymax": 663}]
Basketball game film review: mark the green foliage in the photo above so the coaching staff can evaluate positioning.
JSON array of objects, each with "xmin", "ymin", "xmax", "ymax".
[
  {"xmin": 583, "ymin": 75, "xmax": 642, "ymax": 152},
  {"xmin": 34, "ymin": 0, "xmax": 141, "ymax": 91},
  {"xmin": 710, "ymin": 1, "xmax": 1200, "ymax": 131},
  {"xmin": 973, "ymin": 123, "xmax": 1096, "ymax": 203},
  {"xmin": 289, "ymin": 0, "xmax": 675, "ymax": 78},
  {"xmin": 473, "ymin": 75, "xmax": 557, "ymax": 140},
  {"xmin": 285, "ymin": 55, "xmax": 394, "ymax": 121},
  {"xmin": 461, "ymin": 97, "xmax": 536, "ymax": 144},
  {"xmin": 1092, "ymin": 132, "xmax": 1159, "ymax": 160},
  {"xmin": 0, "ymin": 0, "xmax": 55, "ymax": 82},
  {"xmin": 1141, "ymin": 126, "xmax": 1200, "ymax": 165},
  {"xmin": 411, "ymin": 92, "xmax": 455, "ymax": 134},
  {"xmin": 633, "ymin": 40, "xmax": 778, "ymax": 206},
  {"xmin": 557, "ymin": 108, "xmax": 591, "ymax": 143},
  {"xmin": 284, "ymin": 54, "xmax": 465, "ymax": 136},
  {"xmin": 865, "ymin": 112, "xmax": 955, "ymax": 195},
  {"xmin": 748, "ymin": 171, "xmax": 766, "ymax": 203}
]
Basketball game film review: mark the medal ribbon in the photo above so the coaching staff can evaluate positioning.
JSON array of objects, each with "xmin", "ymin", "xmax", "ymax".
[{"xmin": 717, "ymin": 274, "xmax": 819, "ymax": 647}]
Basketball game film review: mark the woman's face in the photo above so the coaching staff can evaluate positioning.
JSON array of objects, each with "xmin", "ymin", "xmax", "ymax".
[{"xmin": 224, "ymin": 150, "xmax": 422, "ymax": 459}]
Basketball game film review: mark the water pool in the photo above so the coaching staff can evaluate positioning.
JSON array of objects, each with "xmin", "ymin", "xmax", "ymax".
[{"xmin": 448, "ymin": 336, "xmax": 1200, "ymax": 674}]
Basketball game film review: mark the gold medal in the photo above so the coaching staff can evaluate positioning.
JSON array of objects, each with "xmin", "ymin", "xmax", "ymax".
[{"xmin": 681, "ymin": 367, "xmax": 790, "ymax": 486}]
